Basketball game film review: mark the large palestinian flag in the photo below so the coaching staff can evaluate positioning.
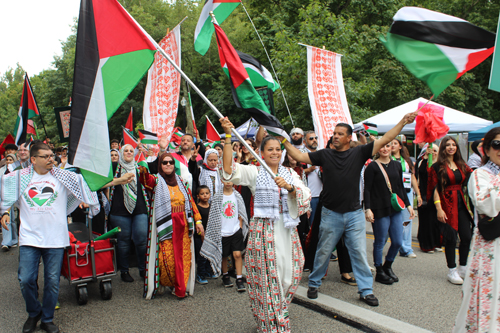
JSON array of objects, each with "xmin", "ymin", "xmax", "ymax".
[
  {"xmin": 194, "ymin": 0, "xmax": 240, "ymax": 56},
  {"xmin": 235, "ymin": 50, "xmax": 279, "ymax": 91},
  {"xmin": 214, "ymin": 23, "xmax": 289, "ymax": 140},
  {"xmin": 14, "ymin": 74, "xmax": 40, "ymax": 146},
  {"xmin": 69, "ymin": 0, "xmax": 157, "ymax": 190},
  {"xmin": 381, "ymin": 7, "xmax": 495, "ymax": 96}
]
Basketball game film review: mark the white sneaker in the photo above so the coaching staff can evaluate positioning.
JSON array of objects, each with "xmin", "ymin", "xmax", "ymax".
[
  {"xmin": 435, "ymin": 247, "xmax": 443, "ymax": 252},
  {"xmin": 407, "ymin": 253, "xmax": 417, "ymax": 258},
  {"xmin": 458, "ymin": 265, "xmax": 467, "ymax": 279},
  {"xmin": 447, "ymin": 268, "xmax": 464, "ymax": 285}
]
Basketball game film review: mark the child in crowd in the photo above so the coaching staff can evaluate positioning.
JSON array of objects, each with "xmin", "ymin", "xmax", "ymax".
[
  {"xmin": 194, "ymin": 185, "xmax": 215, "ymax": 284},
  {"xmin": 201, "ymin": 181, "xmax": 248, "ymax": 292}
]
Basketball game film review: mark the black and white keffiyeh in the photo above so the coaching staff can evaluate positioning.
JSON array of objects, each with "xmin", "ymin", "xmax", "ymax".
[
  {"xmin": 254, "ymin": 164, "xmax": 299, "ymax": 229},
  {"xmin": 154, "ymin": 174, "xmax": 193, "ymax": 241},
  {"xmin": 199, "ymin": 149, "xmax": 223, "ymax": 201},
  {"xmin": 481, "ymin": 160, "xmax": 500, "ymax": 176},
  {"xmin": 200, "ymin": 190, "xmax": 248, "ymax": 276},
  {"xmin": 119, "ymin": 144, "xmax": 138, "ymax": 214}
]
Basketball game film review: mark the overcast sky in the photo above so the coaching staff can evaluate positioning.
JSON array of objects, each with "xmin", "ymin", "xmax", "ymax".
[{"xmin": 0, "ymin": 0, "xmax": 81, "ymax": 77}]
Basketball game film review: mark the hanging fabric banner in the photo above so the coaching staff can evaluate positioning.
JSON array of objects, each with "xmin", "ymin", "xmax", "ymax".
[
  {"xmin": 143, "ymin": 24, "xmax": 182, "ymax": 151},
  {"xmin": 306, "ymin": 46, "xmax": 354, "ymax": 148}
]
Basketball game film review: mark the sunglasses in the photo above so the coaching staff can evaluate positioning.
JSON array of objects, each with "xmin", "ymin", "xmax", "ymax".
[
  {"xmin": 308, "ymin": 136, "xmax": 318, "ymax": 140},
  {"xmin": 491, "ymin": 140, "xmax": 500, "ymax": 150},
  {"xmin": 162, "ymin": 160, "xmax": 175, "ymax": 165}
]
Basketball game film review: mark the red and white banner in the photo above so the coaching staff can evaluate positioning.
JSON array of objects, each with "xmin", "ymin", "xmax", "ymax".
[
  {"xmin": 143, "ymin": 25, "xmax": 182, "ymax": 152},
  {"xmin": 306, "ymin": 46, "xmax": 354, "ymax": 148}
]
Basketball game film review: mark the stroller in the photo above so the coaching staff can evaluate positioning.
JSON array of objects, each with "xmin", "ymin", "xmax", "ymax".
[{"xmin": 61, "ymin": 211, "xmax": 117, "ymax": 305}]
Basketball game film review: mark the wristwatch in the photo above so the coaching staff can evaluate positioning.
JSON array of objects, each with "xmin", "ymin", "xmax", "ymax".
[{"xmin": 288, "ymin": 185, "xmax": 295, "ymax": 192}]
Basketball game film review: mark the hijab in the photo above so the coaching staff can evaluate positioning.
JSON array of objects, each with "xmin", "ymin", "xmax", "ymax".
[
  {"xmin": 158, "ymin": 152, "xmax": 178, "ymax": 186},
  {"xmin": 119, "ymin": 144, "xmax": 138, "ymax": 214}
]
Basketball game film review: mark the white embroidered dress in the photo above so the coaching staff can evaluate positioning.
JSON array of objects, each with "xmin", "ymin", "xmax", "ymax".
[
  {"xmin": 220, "ymin": 161, "xmax": 311, "ymax": 333},
  {"xmin": 454, "ymin": 163, "xmax": 500, "ymax": 332}
]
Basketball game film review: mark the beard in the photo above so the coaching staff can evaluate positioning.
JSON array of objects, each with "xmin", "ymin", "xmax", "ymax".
[{"xmin": 291, "ymin": 137, "xmax": 303, "ymax": 145}]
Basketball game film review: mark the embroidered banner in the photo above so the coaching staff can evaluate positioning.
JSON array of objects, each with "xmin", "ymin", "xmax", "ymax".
[
  {"xmin": 306, "ymin": 46, "xmax": 354, "ymax": 148},
  {"xmin": 143, "ymin": 25, "xmax": 182, "ymax": 152}
]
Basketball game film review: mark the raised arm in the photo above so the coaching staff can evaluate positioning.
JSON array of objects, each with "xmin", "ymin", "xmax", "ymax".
[
  {"xmin": 372, "ymin": 112, "xmax": 418, "ymax": 156},
  {"xmin": 220, "ymin": 117, "xmax": 236, "ymax": 175},
  {"xmin": 282, "ymin": 141, "xmax": 312, "ymax": 165}
]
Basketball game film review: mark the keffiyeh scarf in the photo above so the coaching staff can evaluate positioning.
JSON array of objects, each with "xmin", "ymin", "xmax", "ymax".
[
  {"xmin": 119, "ymin": 145, "xmax": 138, "ymax": 214},
  {"xmin": 0, "ymin": 165, "xmax": 99, "ymax": 216},
  {"xmin": 480, "ymin": 160, "xmax": 500, "ymax": 176},
  {"xmin": 200, "ymin": 190, "xmax": 248, "ymax": 276},
  {"xmin": 254, "ymin": 164, "xmax": 299, "ymax": 229},
  {"xmin": 155, "ymin": 174, "xmax": 193, "ymax": 241},
  {"xmin": 199, "ymin": 149, "xmax": 223, "ymax": 200}
]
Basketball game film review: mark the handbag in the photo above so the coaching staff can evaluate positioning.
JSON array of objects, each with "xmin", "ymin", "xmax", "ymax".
[
  {"xmin": 375, "ymin": 161, "xmax": 406, "ymax": 212},
  {"xmin": 478, "ymin": 214, "xmax": 500, "ymax": 241}
]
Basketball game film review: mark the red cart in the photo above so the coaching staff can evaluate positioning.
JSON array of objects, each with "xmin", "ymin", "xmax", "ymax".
[{"xmin": 61, "ymin": 217, "xmax": 117, "ymax": 305}]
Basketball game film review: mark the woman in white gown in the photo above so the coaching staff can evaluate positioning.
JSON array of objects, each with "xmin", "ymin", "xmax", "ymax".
[
  {"xmin": 219, "ymin": 117, "xmax": 311, "ymax": 333},
  {"xmin": 454, "ymin": 127, "xmax": 500, "ymax": 332}
]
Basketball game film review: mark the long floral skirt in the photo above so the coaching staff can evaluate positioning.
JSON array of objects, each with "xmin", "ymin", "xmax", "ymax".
[
  {"xmin": 245, "ymin": 216, "xmax": 304, "ymax": 333},
  {"xmin": 453, "ymin": 228, "xmax": 500, "ymax": 332}
]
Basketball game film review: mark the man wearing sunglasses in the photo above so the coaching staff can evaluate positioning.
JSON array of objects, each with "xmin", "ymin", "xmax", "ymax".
[
  {"xmin": 303, "ymin": 131, "xmax": 322, "ymax": 225},
  {"xmin": 0, "ymin": 142, "xmax": 101, "ymax": 333}
]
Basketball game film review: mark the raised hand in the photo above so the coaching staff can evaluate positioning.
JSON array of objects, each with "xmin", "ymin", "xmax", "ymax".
[
  {"xmin": 219, "ymin": 117, "xmax": 234, "ymax": 135},
  {"xmin": 191, "ymin": 145, "xmax": 200, "ymax": 161},
  {"xmin": 159, "ymin": 135, "xmax": 168, "ymax": 150}
]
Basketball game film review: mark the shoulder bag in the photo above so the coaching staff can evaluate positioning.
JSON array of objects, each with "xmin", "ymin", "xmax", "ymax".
[{"xmin": 375, "ymin": 160, "xmax": 406, "ymax": 212}]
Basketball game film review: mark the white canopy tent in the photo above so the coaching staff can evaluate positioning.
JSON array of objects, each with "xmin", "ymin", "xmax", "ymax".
[{"xmin": 357, "ymin": 98, "xmax": 492, "ymax": 134}]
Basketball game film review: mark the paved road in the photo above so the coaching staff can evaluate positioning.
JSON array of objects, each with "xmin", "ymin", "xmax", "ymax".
[{"xmin": 0, "ymin": 218, "xmax": 462, "ymax": 333}]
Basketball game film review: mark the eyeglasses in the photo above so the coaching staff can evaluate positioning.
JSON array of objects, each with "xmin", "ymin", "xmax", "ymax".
[
  {"xmin": 308, "ymin": 136, "xmax": 318, "ymax": 140},
  {"xmin": 162, "ymin": 160, "xmax": 175, "ymax": 165},
  {"xmin": 491, "ymin": 140, "xmax": 500, "ymax": 150},
  {"xmin": 36, "ymin": 154, "xmax": 55, "ymax": 160}
]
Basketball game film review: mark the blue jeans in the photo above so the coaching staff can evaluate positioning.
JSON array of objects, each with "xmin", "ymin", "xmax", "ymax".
[
  {"xmin": 309, "ymin": 197, "xmax": 320, "ymax": 226},
  {"xmin": 2, "ymin": 220, "xmax": 18, "ymax": 247},
  {"xmin": 194, "ymin": 236, "xmax": 212, "ymax": 278},
  {"xmin": 400, "ymin": 190, "xmax": 414, "ymax": 256},
  {"xmin": 110, "ymin": 214, "xmax": 148, "ymax": 273},
  {"xmin": 372, "ymin": 211, "xmax": 403, "ymax": 267},
  {"xmin": 308, "ymin": 208, "xmax": 373, "ymax": 297},
  {"xmin": 18, "ymin": 246, "xmax": 64, "ymax": 323}
]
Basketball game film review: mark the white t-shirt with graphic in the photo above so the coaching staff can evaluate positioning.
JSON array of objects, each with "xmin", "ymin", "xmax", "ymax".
[
  {"xmin": 18, "ymin": 172, "xmax": 70, "ymax": 248},
  {"xmin": 220, "ymin": 192, "xmax": 240, "ymax": 237}
]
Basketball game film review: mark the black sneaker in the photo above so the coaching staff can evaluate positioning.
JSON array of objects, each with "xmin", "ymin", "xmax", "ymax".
[
  {"xmin": 121, "ymin": 271, "xmax": 134, "ymax": 283},
  {"xmin": 360, "ymin": 294, "xmax": 379, "ymax": 307},
  {"xmin": 330, "ymin": 254, "xmax": 338, "ymax": 261},
  {"xmin": 23, "ymin": 312, "xmax": 41, "ymax": 333},
  {"xmin": 40, "ymin": 321, "xmax": 60, "ymax": 333},
  {"xmin": 307, "ymin": 287, "xmax": 318, "ymax": 299},
  {"xmin": 222, "ymin": 275, "xmax": 233, "ymax": 288},
  {"xmin": 236, "ymin": 278, "xmax": 246, "ymax": 292}
]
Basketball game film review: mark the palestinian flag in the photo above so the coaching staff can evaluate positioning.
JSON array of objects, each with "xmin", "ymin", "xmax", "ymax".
[
  {"xmin": 206, "ymin": 115, "xmax": 220, "ymax": 143},
  {"xmin": 194, "ymin": 0, "xmax": 240, "ymax": 56},
  {"xmin": 214, "ymin": 23, "xmax": 290, "ymax": 140},
  {"xmin": 125, "ymin": 107, "xmax": 133, "ymax": 132},
  {"xmin": 170, "ymin": 127, "xmax": 184, "ymax": 146},
  {"xmin": 138, "ymin": 129, "xmax": 158, "ymax": 145},
  {"xmin": 68, "ymin": 0, "xmax": 157, "ymax": 190},
  {"xmin": 123, "ymin": 128, "xmax": 138, "ymax": 148},
  {"xmin": 363, "ymin": 122, "xmax": 378, "ymax": 136},
  {"xmin": 235, "ymin": 50, "xmax": 279, "ymax": 91},
  {"xmin": 381, "ymin": 7, "xmax": 495, "ymax": 96},
  {"xmin": 135, "ymin": 151, "xmax": 149, "ymax": 170},
  {"xmin": 14, "ymin": 74, "xmax": 40, "ymax": 146}
]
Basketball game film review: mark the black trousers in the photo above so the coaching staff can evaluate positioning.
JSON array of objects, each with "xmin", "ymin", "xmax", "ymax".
[{"xmin": 442, "ymin": 201, "xmax": 472, "ymax": 269}]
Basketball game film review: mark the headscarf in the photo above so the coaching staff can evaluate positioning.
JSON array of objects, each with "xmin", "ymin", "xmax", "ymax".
[
  {"xmin": 214, "ymin": 143, "xmax": 223, "ymax": 151},
  {"xmin": 6, "ymin": 154, "xmax": 17, "ymax": 162},
  {"xmin": 199, "ymin": 149, "xmax": 222, "ymax": 200},
  {"xmin": 110, "ymin": 148, "xmax": 119, "ymax": 154},
  {"xmin": 119, "ymin": 144, "xmax": 137, "ymax": 214},
  {"xmin": 158, "ymin": 152, "xmax": 177, "ymax": 186}
]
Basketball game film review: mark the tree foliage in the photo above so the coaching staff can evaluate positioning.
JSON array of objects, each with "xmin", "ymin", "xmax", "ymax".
[{"xmin": 0, "ymin": 0, "xmax": 499, "ymax": 144}]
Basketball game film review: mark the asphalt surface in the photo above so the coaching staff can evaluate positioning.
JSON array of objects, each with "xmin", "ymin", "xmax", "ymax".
[{"xmin": 0, "ymin": 217, "xmax": 461, "ymax": 333}]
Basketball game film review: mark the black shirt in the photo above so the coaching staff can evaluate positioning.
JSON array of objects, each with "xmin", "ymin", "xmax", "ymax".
[
  {"xmin": 364, "ymin": 160, "xmax": 411, "ymax": 219},
  {"xmin": 110, "ymin": 163, "xmax": 148, "ymax": 216},
  {"xmin": 195, "ymin": 204, "xmax": 210, "ymax": 239},
  {"xmin": 309, "ymin": 142, "xmax": 374, "ymax": 213}
]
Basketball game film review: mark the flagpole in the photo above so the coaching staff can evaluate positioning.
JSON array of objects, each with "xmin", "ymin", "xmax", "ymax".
[
  {"xmin": 151, "ymin": 20, "xmax": 275, "ymax": 177},
  {"xmin": 239, "ymin": 1, "xmax": 295, "ymax": 128},
  {"xmin": 25, "ymin": 73, "xmax": 49, "ymax": 140}
]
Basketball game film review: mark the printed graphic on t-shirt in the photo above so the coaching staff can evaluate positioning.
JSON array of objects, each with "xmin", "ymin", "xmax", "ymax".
[
  {"xmin": 23, "ymin": 180, "xmax": 58, "ymax": 210},
  {"xmin": 223, "ymin": 200, "xmax": 236, "ymax": 219}
]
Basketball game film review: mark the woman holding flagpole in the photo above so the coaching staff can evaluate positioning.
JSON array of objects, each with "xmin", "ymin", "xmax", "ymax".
[
  {"xmin": 140, "ymin": 152, "xmax": 203, "ymax": 299},
  {"xmin": 219, "ymin": 117, "xmax": 311, "ymax": 333}
]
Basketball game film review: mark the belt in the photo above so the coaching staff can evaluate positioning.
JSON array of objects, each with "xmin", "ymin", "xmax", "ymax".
[{"xmin": 171, "ymin": 205, "xmax": 185, "ymax": 213}]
